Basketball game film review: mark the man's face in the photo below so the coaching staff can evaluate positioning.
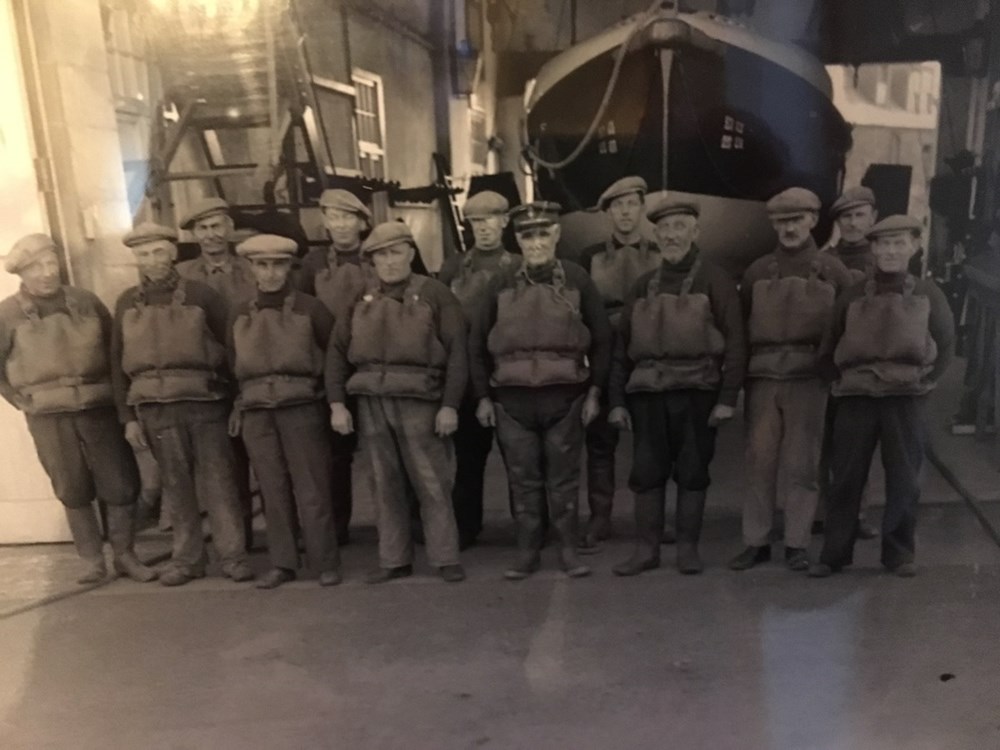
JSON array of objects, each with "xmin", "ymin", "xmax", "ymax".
[
  {"xmin": 371, "ymin": 242, "xmax": 414, "ymax": 284},
  {"xmin": 607, "ymin": 192, "xmax": 644, "ymax": 235},
  {"xmin": 873, "ymin": 231, "xmax": 919, "ymax": 273},
  {"xmin": 249, "ymin": 257, "xmax": 292, "ymax": 293},
  {"xmin": 771, "ymin": 212, "xmax": 818, "ymax": 250},
  {"xmin": 191, "ymin": 213, "xmax": 233, "ymax": 256},
  {"xmin": 19, "ymin": 250, "xmax": 61, "ymax": 297},
  {"xmin": 654, "ymin": 214, "xmax": 700, "ymax": 260},
  {"xmin": 132, "ymin": 240, "xmax": 178, "ymax": 282},
  {"xmin": 836, "ymin": 205, "xmax": 877, "ymax": 244},
  {"xmin": 323, "ymin": 208, "xmax": 367, "ymax": 249},
  {"xmin": 515, "ymin": 224, "xmax": 560, "ymax": 267},
  {"xmin": 469, "ymin": 214, "xmax": 508, "ymax": 250}
]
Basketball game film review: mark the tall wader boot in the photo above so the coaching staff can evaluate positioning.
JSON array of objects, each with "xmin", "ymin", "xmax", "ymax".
[
  {"xmin": 504, "ymin": 505, "xmax": 543, "ymax": 580},
  {"xmin": 64, "ymin": 505, "xmax": 107, "ymax": 584},
  {"xmin": 553, "ymin": 503, "xmax": 591, "ymax": 578},
  {"xmin": 107, "ymin": 505, "xmax": 158, "ymax": 582},
  {"xmin": 613, "ymin": 489, "xmax": 663, "ymax": 576},
  {"xmin": 676, "ymin": 489, "xmax": 707, "ymax": 574}
]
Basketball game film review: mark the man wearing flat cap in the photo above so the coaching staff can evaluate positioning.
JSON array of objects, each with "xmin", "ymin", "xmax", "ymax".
[
  {"xmin": 177, "ymin": 197, "xmax": 256, "ymax": 311},
  {"xmin": 0, "ymin": 234, "xmax": 156, "ymax": 584},
  {"xmin": 573, "ymin": 176, "xmax": 661, "ymax": 551},
  {"xmin": 437, "ymin": 190, "xmax": 516, "ymax": 548},
  {"xmin": 327, "ymin": 220, "xmax": 468, "ymax": 584},
  {"xmin": 227, "ymin": 234, "xmax": 341, "ymax": 589},
  {"xmin": 607, "ymin": 197, "xmax": 746, "ymax": 575},
  {"xmin": 470, "ymin": 201, "xmax": 612, "ymax": 580},
  {"xmin": 810, "ymin": 216, "xmax": 954, "ymax": 579},
  {"xmin": 300, "ymin": 187, "xmax": 376, "ymax": 543},
  {"xmin": 731, "ymin": 187, "xmax": 854, "ymax": 572},
  {"xmin": 112, "ymin": 223, "xmax": 252, "ymax": 586}
]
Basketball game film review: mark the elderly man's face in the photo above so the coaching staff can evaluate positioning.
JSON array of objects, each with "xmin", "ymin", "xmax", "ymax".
[
  {"xmin": 873, "ymin": 231, "xmax": 919, "ymax": 273},
  {"xmin": 132, "ymin": 240, "xmax": 178, "ymax": 282},
  {"xmin": 836, "ymin": 205, "xmax": 878, "ymax": 244},
  {"xmin": 607, "ymin": 192, "xmax": 644, "ymax": 235},
  {"xmin": 371, "ymin": 242, "xmax": 414, "ymax": 284},
  {"xmin": 192, "ymin": 213, "xmax": 233, "ymax": 257},
  {"xmin": 323, "ymin": 209, "xmax": 367, "ymax": 250},
  {"xmin": 250, "ymin": 257, "xmax": 292, "ymax": 293},
  {"xmin": 516, "ymin": 224, "xmax": 560, "ymax": 267},
  {"xmin": 654, "ymin": 214, "xmax": 700, "ymax": 261},
  {"xmin": 469, "ymin": 214, "xmax": 507, "ymax": 250},
  {"xmin": 19, "ymin": 250, "xmax": 61, "ymax": 298},
  {"xmin": 771, "ymin": 212, "xmax": 818, "ymax": 250}
]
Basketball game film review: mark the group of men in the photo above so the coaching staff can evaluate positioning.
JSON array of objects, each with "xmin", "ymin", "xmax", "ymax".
[{"xmin": 0, "ymin": 176, "xmax": 953, "ymax": 586}]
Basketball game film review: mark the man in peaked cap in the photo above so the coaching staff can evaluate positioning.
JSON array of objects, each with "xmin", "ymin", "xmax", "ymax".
[
  {"xmin": 112, "ymin": 222, "xmax": 252, "ymax": 586},
  {"xmin": 326, "ymin": 220, "xmax": 468, "ymax": 584},
  {"xmin": 299, "ymin": 187, "xmax": 376, "ymax": 545},
  {"xmin": 227, "ymin": 234, "xmax": 341, "ymax": 589},
  {"xmin": 570, "ymin": 176, "xmax": 661, "ymax": 552},
  {"xmin": 810, "ymin": 215, "xmax": 954, "ymax": 578},
  {"xmin": 731, "ymin": 187, "xmax": 854, "ymax": 573},
  {"xmin": 469, "ymin": 201, "xmax": 612, "ymax": 580},
  {"xmin": 177, "ymin": 197, "xmax": 257, "ymax": 311},
  {"xmin": 437, "ymin": 190, "xmax": 516, "ymax": 548},
  {"xmin": 0, "ymin": 234, "xmax": 156, "ymax": 584},
  {"xmin": 607, "ymin": 197, "xmax": 746, "ymax": 575}
]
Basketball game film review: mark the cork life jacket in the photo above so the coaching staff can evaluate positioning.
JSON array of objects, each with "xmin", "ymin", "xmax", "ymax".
[
  {"xmin": 233, "ymin": 293, "xmax": 324, "ymax": 409},
  {"xmin": 121, "ymin": 282, "xmax": 226, "ymax": 405},
  {"xmin": 346, "ymin": 274, "xmax": 448, "ymax": 400},
  {"xmin": 487, "ymin": 261, "xmax": 592, "ymax": 388},
  {"xmin": 314, "ymin": 248, "xmax": 370, "ymax": 324},
  {"xmin": 748, "ymin": 257, "xmax": 836, "ymax": 379},
  {"xmin": 833, "ymin": 277, "xmax": 938, "ymax": 397},
  {"xmin": 5, "ymin": 288, "xmax": 113, "ymax": 414},
  {"xmin": 590, "ymin": 237, "xmax": 661, "ymax": 312},
  {"xmin": 450, "ymin": 248, "xmax": 515, "ymax": 319},
  {"xmin": 626, "ymin": 258, "xmax": 726, "ymax": 393}
]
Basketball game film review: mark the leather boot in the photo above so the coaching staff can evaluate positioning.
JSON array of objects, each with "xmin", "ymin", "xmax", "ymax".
[
  {"xmin": 675, "ymin": 489, "xmax": 706, "ymax": 575},
  {"xmin": 107, "ymin": 505, "xmax": 158, "ymax": 582},
  {"xmin": 64, "ymin": 506, "xmax": 107, "ymax": 584},
  {"xmin": 613, "ymin": 489, "xmax": 662, "ymax": 576}
]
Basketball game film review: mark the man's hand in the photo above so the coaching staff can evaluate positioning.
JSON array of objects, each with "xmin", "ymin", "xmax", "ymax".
[
  {"xmin": 124, "ymin": 420, "xmax": 148, "ymax": 450},
  {"xmin": 707, "ymin": 403, "xmax": 736, "ymax": 427},
  {"xmin": 581, "ymin": 391, "xmax": 601, "ymax": 427},
  {"xmin": 227, "ymin": 409, "xmax": 243, "ymax": 438},
  {"xmin": 435, "ymin": 406, "xmax": 459, "ymax": 437},
  {"xmin": 330, "ymin": 402, "xmax": 355, "ymax": 435},
  {"xmin": 607, "ymin": 406, "xmax": 633, "ymax": 432},
  {"xmin": 475, "ymin": 397, "xmax": 496, "ymax": 428}
]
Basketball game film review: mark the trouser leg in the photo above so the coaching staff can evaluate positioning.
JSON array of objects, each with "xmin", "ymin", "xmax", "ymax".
[
  {"xmin": 779, "ymin": 379, "xmax": 828, "ymax": 549},
  {"xmin": 743, "ymin": 380, "xmax": 782, "ymax": 547},
  {"xmin": 278, "ymin": 403, "xmax": 340, "ymax": 573},
  {"xmin": 394, "ymin": 399, "xmax": 460, "ymax": 568},
  {"xmin": 192, "ymin": 417, "xmax": 247, "ymax": 567},
  {"xmin": 76, "ymin": 409, "xmax": 141, "ymax": 507},
  {"xmin": 358, "ymin": 397, "xmax": 413, "ymax": 568},
  {"xmin": 879, "ymin": 397, "xmax": 925, "ymax": 569},
  {"xmin": 584, "ymin": 406, "xmax": 618, "ymax": 527},
  {"xmin": 25, "ymin": 412, "xmax": 97, "ymax": 510},
  {"xmin": 230, "ymin": 435, "xmax": 254, "ymax": 546},
  {"xmin": 816, "ymin": 397, "xmax": 839, "ymax": 522},
  {"xmin": 494, "ymin": 402, "xmax": 545, "ymax": 553},
  {"xmin": 628, "ymin": 393, "xmax": 671, "ymax": 559},
  {"xmin": 451, "ymin": 393, "xmax": 493, "ymax": 544},
  {"xmin": 544, "ymin": 396, "xmax": 586, "ymax": 552},
  {"xmin": 329, "ymin": 424, "xmax": 356, "ymax": 542},
  {"xmin": 820, "ymin": 397, "xmax": 879, "ymax": 567},
  {"xmin": 243, "ymin": 409, "xmax": 299, "ymax": 571},
  {"xmin": 671, "ymin": 391, "xmax": 718, "ymax": 543}
]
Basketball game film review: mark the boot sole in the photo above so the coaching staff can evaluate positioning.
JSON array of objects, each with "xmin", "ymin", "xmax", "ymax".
[{"xmin": 612, "ymin": 560, "xmax": 660, "ymax": 577}]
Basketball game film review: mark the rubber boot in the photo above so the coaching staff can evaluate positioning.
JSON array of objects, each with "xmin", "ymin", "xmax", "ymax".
[
  {"xmin": 613, "ymin": 489, "xmax": 662, "ymax": 576},
  {"xmin": 675, "ymin": 489, "xmax": 706, "ymax": 575},
  {"xmin": 107, "ymin": 505, "xmax": 158, "ymax": 582},
  {"xmin": 64, "ymin": 505, "xmax": 107, "ymax": 584}
]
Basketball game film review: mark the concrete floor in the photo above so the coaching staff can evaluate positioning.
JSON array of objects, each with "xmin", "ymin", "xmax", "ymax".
[{"xmin": 2, "ymin": 370, "xmax": 1000, "ymax": 749}]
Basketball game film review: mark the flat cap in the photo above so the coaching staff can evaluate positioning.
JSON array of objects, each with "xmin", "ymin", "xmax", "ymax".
[
  {"xmin": 463, "ymin": 190, "xmax": 509, "ymax": 219},
  {"xmin": 766, "ymin": 187, "xmax": 821, "ymax": 218},
  {"xmin": 236, "ymin": 233, "xmax": 298, "ymax": 260},
  {"xmin": 123, "ymin": 222, "xmax": 178, "ymax": 248},
  {"xmin": 179, "ymin": 197, "xmax": 230, "ymax": 230},
  {"xmin": 597, "ymin": 176, "xmax": 647, "ymax": 211},
  {"xmin": 866, "ymin": 214, "xmax": 922, "ymax": 239},
  {"xmin": 5, "ymin": 233, "xmax": 58, "ymax": 274},
  {"xmin": 510, "ymin": 201, "xmax": 562, "ymax": 231},
  {"xmin": 361, "ymin": 221, "xmax": 414, "ymax": 255},
  {"xmin": 319, "ymin": 189, "xmax": 372, "ymax": 221},
  {"xmin": 647, "ymin": 196, "xmax": 700, "ymax": 223},
  {"xmin": 830, "ymin": 186, "xmax": 876, "ymax": 217}
]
